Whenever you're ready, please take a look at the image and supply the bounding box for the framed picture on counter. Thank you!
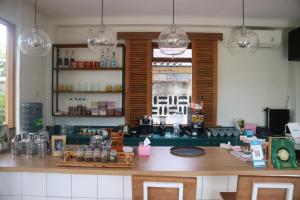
[51,135,66,156]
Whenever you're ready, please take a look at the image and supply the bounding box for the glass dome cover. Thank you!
[227,0,259,55]
[158,23,188,55]
[18,0,51,56]
[228,27,259,55]
[87,0,117,55]
[18,24,51,56]
[158,0,189,56]
[87,24,117,55]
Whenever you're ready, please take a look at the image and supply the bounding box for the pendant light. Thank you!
[158,0,188,56]
[87,0,117,55]
[228,0,259,55]
[18,0,51,56]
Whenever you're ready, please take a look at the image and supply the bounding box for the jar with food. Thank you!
[85,147,93,162]
[93,148,101,162]
[101,149,110,162]
[76,146,86,161]
[109,149,117,162]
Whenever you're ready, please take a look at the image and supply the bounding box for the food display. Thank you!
[57,130,134,168]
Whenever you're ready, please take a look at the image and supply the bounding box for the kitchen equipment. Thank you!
[138,115,153,137]
[264,108,289,136]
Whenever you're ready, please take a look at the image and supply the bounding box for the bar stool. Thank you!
[220,175,298,200]
[132,175,196,200]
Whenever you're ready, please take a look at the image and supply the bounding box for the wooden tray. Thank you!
[57,152,134,168]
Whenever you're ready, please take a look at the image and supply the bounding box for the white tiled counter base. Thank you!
[0,172,237,200]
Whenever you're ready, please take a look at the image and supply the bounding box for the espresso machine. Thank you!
[138,115,153,137]
[187,103,204,136]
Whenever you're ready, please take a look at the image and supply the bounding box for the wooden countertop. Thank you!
[0,147,299,177]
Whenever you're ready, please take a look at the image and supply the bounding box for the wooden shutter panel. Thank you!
[125,39,152,126]
[192,40,218,126]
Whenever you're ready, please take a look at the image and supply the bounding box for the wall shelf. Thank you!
[53,91,122,94]
[52,43,125,118]
[54,67,123,71]
[53,114,124,118]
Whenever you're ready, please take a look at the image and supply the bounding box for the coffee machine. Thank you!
[138,115,153,137]
[187,103,204,136]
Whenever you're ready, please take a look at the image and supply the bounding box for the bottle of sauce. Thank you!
[64,50,69,68]
[106,48,111,68]
[100,51,106,67]
[57,50,63,68]
[70,50,75,68]
[111,51,117,68]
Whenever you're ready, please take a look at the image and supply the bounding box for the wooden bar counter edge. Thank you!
[0,147,299,177]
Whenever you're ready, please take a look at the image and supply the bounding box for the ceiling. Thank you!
[26,0,300,22]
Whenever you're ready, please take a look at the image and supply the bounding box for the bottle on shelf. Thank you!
[100,51,106,68]
[57,50,63,68]
[64,50,69,68]
[106,48,111,68]
[68,98,73,114]
[70,50,75,68]
[82,98,87,115]
[111,51,117,68]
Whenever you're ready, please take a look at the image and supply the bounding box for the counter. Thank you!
[0,147,299,177]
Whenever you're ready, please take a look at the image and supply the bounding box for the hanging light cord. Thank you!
[34,0,37,28]
[100,0,104,25]
[172,0,175,25]
[242,0,245,28]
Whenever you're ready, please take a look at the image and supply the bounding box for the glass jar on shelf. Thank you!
[84,147,93,162]
[93,148,101,162]
[76,145,86,161]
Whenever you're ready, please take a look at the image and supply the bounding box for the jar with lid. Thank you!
[76,146,86,161]
[84,147,93,162]
[93,148,101,162]
[101,149,110,162]
[90,135,103,150]
[109,149,117,162]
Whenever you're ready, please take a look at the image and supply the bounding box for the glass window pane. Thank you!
[152,49,192,125]
[0,24,7,125]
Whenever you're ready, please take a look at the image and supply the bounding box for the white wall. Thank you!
[49,24,292,127]
[0,0,50,132]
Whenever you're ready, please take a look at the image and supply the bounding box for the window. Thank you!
[152,48,192,125]
[0,18,15,128]
[0,24,7,124]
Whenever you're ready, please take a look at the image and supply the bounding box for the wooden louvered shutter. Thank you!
[192,40,218,126]
[125,39,152,126]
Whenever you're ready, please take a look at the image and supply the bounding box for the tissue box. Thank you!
[138,145,151,156]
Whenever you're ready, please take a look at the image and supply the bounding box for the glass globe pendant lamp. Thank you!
[158,0,188,56]
[87,0,117,55]
[18,0,51,56]
[228,0,259,55]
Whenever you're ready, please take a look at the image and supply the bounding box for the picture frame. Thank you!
[51,135,66,156]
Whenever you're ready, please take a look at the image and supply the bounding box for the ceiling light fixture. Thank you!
[87,0,117,55]
[158,0,189,56]
[228,0,259,55]
[18,0,52,56]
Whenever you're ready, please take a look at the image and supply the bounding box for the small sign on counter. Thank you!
[250,140,266,168]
